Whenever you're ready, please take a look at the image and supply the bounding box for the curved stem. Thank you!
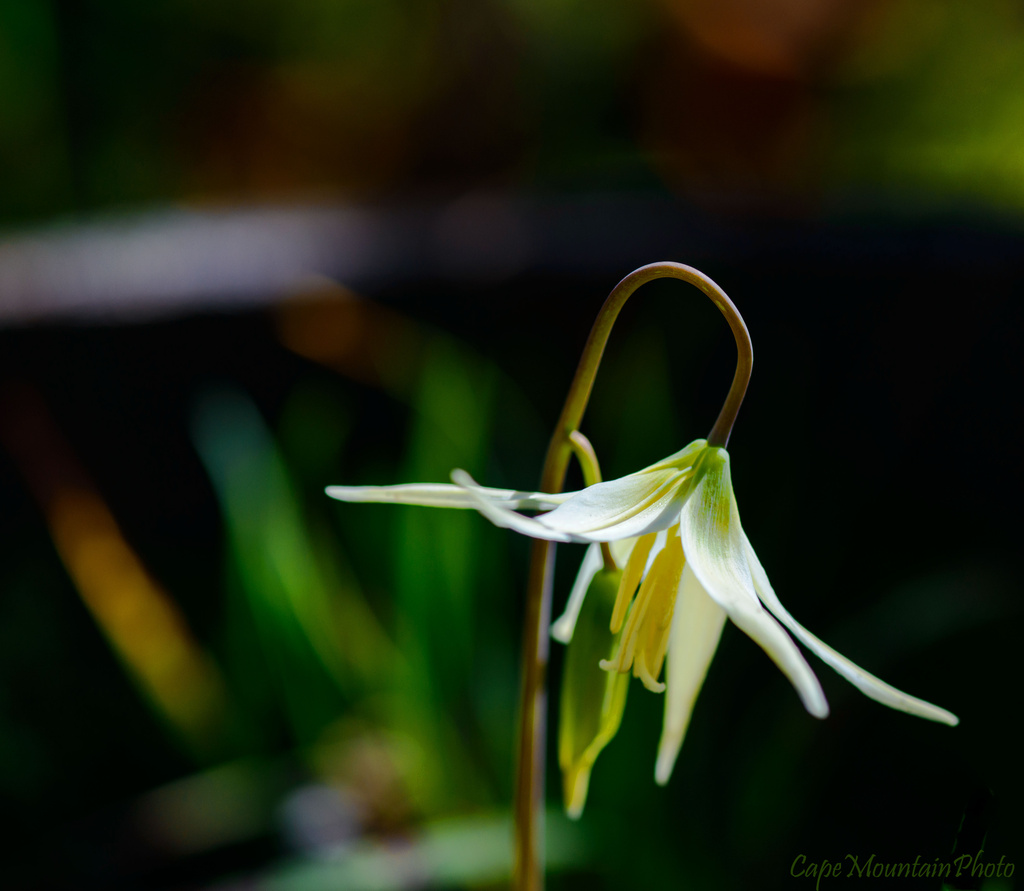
[512,262,752,891]
[567,430,603,488]
[555,262,752,453]
[568,431,616,572]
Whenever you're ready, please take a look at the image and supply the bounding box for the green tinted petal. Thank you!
[743,533,959,726]
[680,447,829,719]
[537,467,693,541]
[558,568,630,819]
[643,438,708,472]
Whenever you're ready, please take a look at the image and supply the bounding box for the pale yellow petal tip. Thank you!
[654,744,678,787]
[799,682,829,720]
[325,485,360,501]
[550,616,573,644]
[928,706,959,727]
[563,764,592,820]
[899,696,959,726]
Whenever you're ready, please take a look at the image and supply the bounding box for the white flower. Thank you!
[328,438,958,786]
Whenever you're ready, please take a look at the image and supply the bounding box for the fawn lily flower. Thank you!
[328,437,959,790]
[541,440,958,786]
[328,264,960,883]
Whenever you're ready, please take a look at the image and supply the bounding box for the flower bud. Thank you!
[558,567,630,818]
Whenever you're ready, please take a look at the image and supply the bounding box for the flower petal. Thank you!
[551,543,604,644]
[537,467,695,542]
[552,538,643,643]
[655,564,727,785]
[450,470,574,542]
[679,448,829,719]
[326,482,572,511]
[643,438,707,472]
[743,535,959,726]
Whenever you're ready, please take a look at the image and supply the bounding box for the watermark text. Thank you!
[790,849,1014,885]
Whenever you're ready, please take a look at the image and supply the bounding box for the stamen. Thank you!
[602,528,678,676]
[633,532,684,691]
[634,650,666,693]
[609,532,657,633]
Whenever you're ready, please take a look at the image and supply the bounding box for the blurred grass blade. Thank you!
[390,336,496,808]
[192,387,394,744]
[0,384,229,758]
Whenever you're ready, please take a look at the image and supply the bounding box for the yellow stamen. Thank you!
[602,527,685,693]
[610,531,657,633]
[633,532,685,691]
[602,528,675,679]
[606,580,651,674]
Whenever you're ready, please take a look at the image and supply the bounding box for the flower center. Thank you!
[600,524,685,692]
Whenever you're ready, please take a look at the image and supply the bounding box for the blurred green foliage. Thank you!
[8,0,1024,223]
[0,276,1018,887]
[830,0,1024,207]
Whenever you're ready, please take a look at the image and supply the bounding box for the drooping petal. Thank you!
[450,470,574,542]
[551,543,604,644]
[326,482,572,511]
[536,466,695,542]
[552,538,644,643]
[680,448,829,719]
[655,564,728,785]
[743,534,959,726]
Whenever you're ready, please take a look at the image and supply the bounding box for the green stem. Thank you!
[568,431,615,572]
[512,262,752,891]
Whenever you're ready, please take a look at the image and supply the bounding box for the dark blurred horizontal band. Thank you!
[1,192,1022,326]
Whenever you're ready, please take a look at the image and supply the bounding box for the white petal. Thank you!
[644,438,707,472]
[680,449,829,719]
[326,482,572,510]
[537,468,694,542]
[642,529,668,575]
[551,543,604,644]
[655,564,728,785]
[450,470,574,542]
[743,535,959,726]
